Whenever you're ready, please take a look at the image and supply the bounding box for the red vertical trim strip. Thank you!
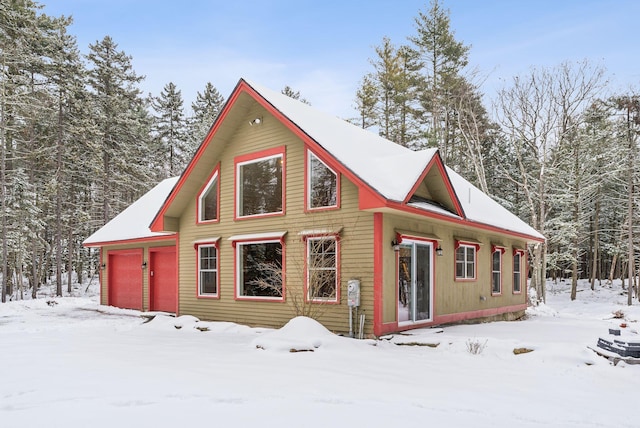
[99,247,103,305]
[175,234,180,315]
[373,212,384,337]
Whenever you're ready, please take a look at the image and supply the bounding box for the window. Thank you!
[307,151,338,210]
[307,236,338,301]
[197,244,218,297]
[198,168,219,223]
[236,148,284,218]
[237,240,283,300]
[492,248,503,295]
[455,244,476,280]
[513,251,523,293]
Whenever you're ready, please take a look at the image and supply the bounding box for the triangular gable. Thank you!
[150,79,391,232]
[402,150,465,218]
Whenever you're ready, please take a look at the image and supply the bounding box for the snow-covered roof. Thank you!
[246,80,437,202]
[83,177,179,245]
[245,80,543,241]
[446,168,544,240]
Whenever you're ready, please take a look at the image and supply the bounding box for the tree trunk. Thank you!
[608,253,618,285]
[31,238,38,299]
[590,190,600,290]
[1,65,7,304]
[628,105,634,306]
[67,227,73,293]
[55,93,63,297]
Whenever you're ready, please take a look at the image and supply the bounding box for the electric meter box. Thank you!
[347,279,360,307]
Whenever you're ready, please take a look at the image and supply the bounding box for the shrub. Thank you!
[466,338,487,355]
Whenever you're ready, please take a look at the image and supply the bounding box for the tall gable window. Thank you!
[307,151,338,210]
[197,167,219,223]
[455,241,478,281]
[235,147,285,219]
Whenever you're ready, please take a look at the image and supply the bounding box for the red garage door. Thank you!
[149,247,177,313]
[108,250,143,310]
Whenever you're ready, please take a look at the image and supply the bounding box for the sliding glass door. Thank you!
[398,241,433,324]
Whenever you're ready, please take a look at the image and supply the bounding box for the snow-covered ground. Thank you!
[1,279,639,427]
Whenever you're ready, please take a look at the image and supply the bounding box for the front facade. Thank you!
[85,78,543,337]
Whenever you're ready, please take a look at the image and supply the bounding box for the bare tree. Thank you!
[494,60,607,302]
[249,237,338,320]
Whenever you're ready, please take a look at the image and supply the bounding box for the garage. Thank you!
[149,246,177,313]
[108,249,143,310]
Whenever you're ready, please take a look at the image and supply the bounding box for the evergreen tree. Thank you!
[86,36,152,224]
[281,85,310,104]
[0,0,64,300]
[188,81,225,155]
[353,74,378,129]
[368,37,421,147]
[0,0,39,301]
[609,94,640,303]
[409,0,470,158]
[45,17,92,296]
[151,82,187,178]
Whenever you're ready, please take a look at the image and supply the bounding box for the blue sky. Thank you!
[43,0,640,119]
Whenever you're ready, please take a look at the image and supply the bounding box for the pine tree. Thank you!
[86,36,152,224]
[0,0,65,300]
[281,86,310,104]
[151,82,187,178]
[409,0,470,157]
[609,94,640,303]
[353,74,377,129]
[44,16,92,296]
[368,37,421,147]
[188,82,225,157]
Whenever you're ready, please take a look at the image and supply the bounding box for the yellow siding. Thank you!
[382,213,528,322]
[177,104,374,335]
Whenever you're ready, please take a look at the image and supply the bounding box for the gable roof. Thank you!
[246,80,439,203]
[243,80,542,241]
[83,176,179,246]
[446,168,542,240]
[149,78,543,242]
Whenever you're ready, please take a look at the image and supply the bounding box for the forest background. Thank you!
[1,0,639,305]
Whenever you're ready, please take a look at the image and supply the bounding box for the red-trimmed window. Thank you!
[197,166,220,223]
[491,246,505,295]
[235,238,284,301]
[305,235,339,302]
[235,147,285,219]
[197,243,219,297]
[513,249,524,294]
[307,150,338,210]
[455,241,478,280]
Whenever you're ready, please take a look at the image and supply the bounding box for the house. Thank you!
[83,78,544,337]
